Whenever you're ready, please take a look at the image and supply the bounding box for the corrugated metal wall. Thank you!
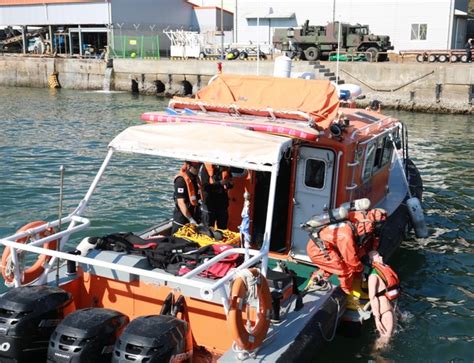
[236,0,469,51]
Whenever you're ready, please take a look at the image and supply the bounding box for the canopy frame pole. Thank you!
[40,148,114,282]
[260,141,290,276]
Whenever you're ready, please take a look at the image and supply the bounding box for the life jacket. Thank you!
[204,163,231,184]
[372,261,400,301]
[174,164,201,207]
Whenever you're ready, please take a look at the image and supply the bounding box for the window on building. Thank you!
[411,24,427,40]
[304,159,326,189]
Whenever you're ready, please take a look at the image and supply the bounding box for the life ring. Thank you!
[227,268,272,352]
[1,221,57,285]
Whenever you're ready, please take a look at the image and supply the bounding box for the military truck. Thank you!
[273,20,393,61]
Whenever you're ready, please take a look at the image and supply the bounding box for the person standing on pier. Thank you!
[465,38,473,63]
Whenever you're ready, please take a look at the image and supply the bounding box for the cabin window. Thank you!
[381,136,394,166]
[362,143,376,180]
[304,159,326,189]
[372,138,385,172]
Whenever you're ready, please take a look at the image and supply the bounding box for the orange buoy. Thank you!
[1,221,57,285]
[227,268,272,352]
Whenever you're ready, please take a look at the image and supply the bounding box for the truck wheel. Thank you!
[304,47,320,61]
[460,55,468,63]
[449,55,458,63]
[239,51,248,60]
[428,54,437,62]
[438,54,447,63]
[416,54,425,63]
[366,47,379,62]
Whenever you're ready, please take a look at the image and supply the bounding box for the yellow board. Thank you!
[174,224,240,247]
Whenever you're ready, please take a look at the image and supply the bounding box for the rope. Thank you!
[236,269,258,301]
[317,296,344,342]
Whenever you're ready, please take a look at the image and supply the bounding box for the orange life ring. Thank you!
[1,220,57,285]
[227,268,272,352]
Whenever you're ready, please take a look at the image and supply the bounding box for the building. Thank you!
[0,0,233,57]
[235,0,471,51]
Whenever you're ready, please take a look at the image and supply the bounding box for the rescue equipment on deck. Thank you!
[0,286,73,362]
[228,268,272,352]
[1,220,58,285]
[372,261,401,301]
[174,223,240,246]
[168,243,242,279]
[48,308,129,363]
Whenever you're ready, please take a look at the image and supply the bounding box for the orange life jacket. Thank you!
[175,164,201,207]
[204,163,231,184]
[372,261,400,301]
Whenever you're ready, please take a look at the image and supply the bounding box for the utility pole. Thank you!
[221,0,225,60]
[332,0,336,23]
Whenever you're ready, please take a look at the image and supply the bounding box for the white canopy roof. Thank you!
[108,123,292,172]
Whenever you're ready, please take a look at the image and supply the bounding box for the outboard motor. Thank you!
[0,285,73,363]
[47,308,129,363]
[113,315,193,363]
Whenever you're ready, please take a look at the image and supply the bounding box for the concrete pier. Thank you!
[0,55,473,114]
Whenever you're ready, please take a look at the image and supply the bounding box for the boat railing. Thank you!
[169,99,315,125]
[350,116,395,140]
[0,218,267,312]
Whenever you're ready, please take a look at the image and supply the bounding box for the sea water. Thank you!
[0,87,472,361]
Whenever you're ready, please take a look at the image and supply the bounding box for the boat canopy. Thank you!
[172,74,340,127]
[108,123,292,172]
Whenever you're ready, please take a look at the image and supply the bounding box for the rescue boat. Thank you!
[0,74,426,362]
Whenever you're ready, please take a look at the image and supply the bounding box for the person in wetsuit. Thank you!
[200,164,233,229]
[172,161,202,234]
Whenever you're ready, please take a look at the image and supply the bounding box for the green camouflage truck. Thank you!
[273,20,393,61]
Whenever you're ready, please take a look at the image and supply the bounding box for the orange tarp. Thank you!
[173,74,340,125]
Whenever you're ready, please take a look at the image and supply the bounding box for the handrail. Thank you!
[350,116,393,139]
[0,235,266,306]
[0,219,269,307]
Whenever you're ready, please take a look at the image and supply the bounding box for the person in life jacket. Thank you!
[306,207,387,295]
[172,161,202,234]
[200,164,233,229]
[368,250,399,349]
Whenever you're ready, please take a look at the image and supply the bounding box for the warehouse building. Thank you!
[234,0,471,51]
[0,0,232,57]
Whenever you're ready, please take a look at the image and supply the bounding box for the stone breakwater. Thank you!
[0,55,472,114]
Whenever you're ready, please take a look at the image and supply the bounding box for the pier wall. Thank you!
[0,55,472,113]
